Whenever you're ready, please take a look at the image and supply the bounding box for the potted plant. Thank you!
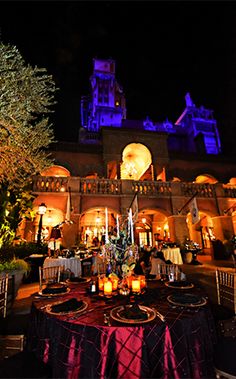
[0,258,30,306]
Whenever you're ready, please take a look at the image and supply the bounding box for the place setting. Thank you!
[44,297,88,316]
[38,282,70,297]
[164,280,194,290]
[167,292,208,309]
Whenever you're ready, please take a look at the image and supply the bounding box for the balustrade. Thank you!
[223,186,236,198]
[33,176,234,201]
[181,183,215,197]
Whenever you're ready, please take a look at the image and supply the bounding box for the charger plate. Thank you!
[167,293,207,308]
[45,300,88,316]
[165,281,194,289]
[38,283,70,297]
[110,305,156,324]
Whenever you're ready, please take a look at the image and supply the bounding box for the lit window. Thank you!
[115,101,119,106]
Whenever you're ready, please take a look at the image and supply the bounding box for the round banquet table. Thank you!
[162,247,183,265]
[26,280,217,379]
[43,257,82,277]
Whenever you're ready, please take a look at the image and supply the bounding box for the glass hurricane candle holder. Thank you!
[104,280,112,296]
[132,278,141,294]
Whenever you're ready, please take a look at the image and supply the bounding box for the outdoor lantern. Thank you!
[38,203,47,215]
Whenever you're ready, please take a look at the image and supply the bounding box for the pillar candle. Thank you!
[104,280,112,296]
[129,208,134,244]
[105,207,109,243]
[98,276,104,291]
[116,214,119,238]
[132,278,140,293]
[111,278,118,291]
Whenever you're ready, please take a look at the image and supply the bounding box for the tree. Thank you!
[0,42,57,248]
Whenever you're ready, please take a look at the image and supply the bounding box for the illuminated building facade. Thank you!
[20,58,236,255]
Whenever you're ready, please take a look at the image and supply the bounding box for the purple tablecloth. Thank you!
[26,281,217,379]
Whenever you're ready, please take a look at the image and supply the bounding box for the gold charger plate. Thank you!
[38,285,70,297]
[165,281,194,289]
[110,305,156,324]
[45,300,88,316]
[167,293,207,308]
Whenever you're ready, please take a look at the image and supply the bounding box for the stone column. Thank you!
[167,215,190,245]
[211,216,234,241]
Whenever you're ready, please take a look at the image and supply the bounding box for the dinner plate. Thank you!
[45,300,88,316]
[110,305,156,324]
[165,281,194,289]
[66,277,91,284]
[38,284,70,297]
[167,293,207,307]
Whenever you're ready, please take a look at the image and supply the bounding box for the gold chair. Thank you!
[216,269,236,314]
[39,265,61,292]
[0,274,9,318]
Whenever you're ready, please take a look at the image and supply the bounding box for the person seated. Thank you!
[138,246,152,276]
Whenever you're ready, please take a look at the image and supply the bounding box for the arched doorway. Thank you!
[120,143,152,180]
[79,208,119,247]
[135,209,170,247]
[186,211,214,249]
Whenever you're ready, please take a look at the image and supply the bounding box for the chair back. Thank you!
[216,268,236,314]
[96,256,106,275]
[0,274,9,318]
[150,262,179,280]
[39,265,61,291]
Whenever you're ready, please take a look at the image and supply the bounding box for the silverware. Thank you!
[153,308,166,322]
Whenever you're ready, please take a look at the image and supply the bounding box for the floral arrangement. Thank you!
[102,230,139,278]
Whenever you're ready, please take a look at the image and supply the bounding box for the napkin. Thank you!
[171,293,201,304]
[42,283,68,294]
[51,298,84,313]
[122,304,148,320]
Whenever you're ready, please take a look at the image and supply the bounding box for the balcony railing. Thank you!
[32,176,236,199]
[181,183,215,198]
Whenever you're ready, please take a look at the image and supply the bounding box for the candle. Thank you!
[132,278,140,293]
[116,214,119,238]
[129,208,134,244]
[139,275,146,289]
[98,276,104,291]
[104,280,112,296]
[111,277,118,291]
[126,275,134,289]
[105,207,109,243]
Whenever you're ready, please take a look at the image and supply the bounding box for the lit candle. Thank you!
[111,277,118,291]
[139,275,146,289]
[116,214,119,238]
[104,280,112,296]
[129,208,134,244]
[132,278,141,293]
[98,276,104,291]
[127,275,134,289]
[105,207,109,243]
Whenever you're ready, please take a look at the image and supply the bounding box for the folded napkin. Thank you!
[169,281,192,287]
[171,293,201,304]
[69,277,88,283]
[51,298,84,313]
[122,304,148,320]
[42,283,68,294]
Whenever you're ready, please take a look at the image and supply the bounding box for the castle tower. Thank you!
[80,58,126,138]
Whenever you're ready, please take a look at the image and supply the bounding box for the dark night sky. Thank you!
[1,1,236,155]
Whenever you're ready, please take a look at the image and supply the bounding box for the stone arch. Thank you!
[41,165,71,177]
[186,209,215,249]
[135,207,172,246]
[195,174,218,184]
[79,206,119,246]
[120,143,152,180]
[229,177,236,185]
